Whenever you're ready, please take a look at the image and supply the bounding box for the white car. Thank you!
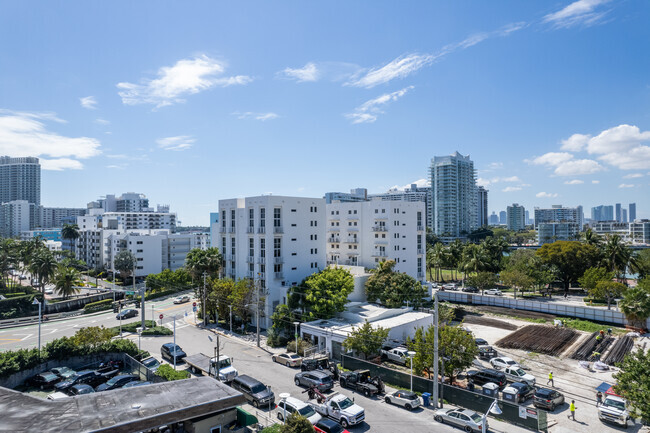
[490,356,519,369]
[44,286,54,295]
[277,396,322,425]
[384,390,421,410]
[484,288,502,296]
[598,395,630,427]
[272,353,303,367]
[173,295,190,304]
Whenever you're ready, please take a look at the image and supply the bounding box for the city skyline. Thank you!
[1,1,649,225]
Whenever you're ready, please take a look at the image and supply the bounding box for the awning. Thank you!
[596,382,622,397]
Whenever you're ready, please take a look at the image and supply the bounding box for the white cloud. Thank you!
[487,162,503,170]
[0,110,101,170]
[619,183,635,188]
[527,151,604,176]
[80,96,97,110]
[156,135,195,151]
[281,62,319,82]
[346,86,413,124]
[564,179,584,185]
[94,118,110,125]
[234,112,279,121]
[536,192,559,198]
[117,55,252,108]
[529,152,574,166]
[502,186,522,192]
[476,177,491,187]
[389,178,430,191]
[592,180,600,184]
[477,175,523,187]
[501,176,521,182]
[561,133,590,151]
[623,173,644,179]
[543,0,611,29]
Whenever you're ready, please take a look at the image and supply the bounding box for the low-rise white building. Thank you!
[326,199,425,281]
[537,222,581,245]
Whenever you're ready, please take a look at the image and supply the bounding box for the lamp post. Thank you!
[151,303,154,325]
[279,393,290,424]
[407,351,416,392]
[32,299,41,355]
[293,321,300,356]
[433,291,439,408]
[229,305,233,333]
[173,315,177,370]
[136,326,142,352]
[482,399,502,433]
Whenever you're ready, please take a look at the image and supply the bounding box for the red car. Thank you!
[314,418,350,433]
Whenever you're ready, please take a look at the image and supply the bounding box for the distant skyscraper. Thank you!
[615,203,622,222]
[507,204,526,231]
[499,211,506,225]
[525,210,531,225]
[629,203,637,222]
[489,212,498,225]
[622,209,628,223]
[0,156,41,206]
[592,205,614,221]
[429,152,477,238]
[477,186,488,227]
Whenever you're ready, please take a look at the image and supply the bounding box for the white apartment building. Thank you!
[507,203,526,232]
[537,222,581,245]
[326,200,426,282]
[0,200,37,238]
[630,220,650,244]
[218,196,326,328]
[534,205,584,229]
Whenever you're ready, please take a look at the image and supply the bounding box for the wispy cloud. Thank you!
[619,183,635,189]
[476,175,522,187]
[536,191,559,198]
[117,55,252,108]
[280,62,319,82]
[0,110,101,170]
[156,135,195,151]
[346,86,414,124]
[564,179,584,185]
[80,96,98,110]
[502,186,522,192]
[388,178,430,191]
[592,180,600,184]
[94,118,110,125]
[623,173,644,179]
[233,111,279,121]
[526,151,604,176]
[543,0,611,29]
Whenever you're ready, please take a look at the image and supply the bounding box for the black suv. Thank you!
[466,369,507,388]
[534,388,565,411]
[505,382,535,403]
[55,370,103,392]
[231,374,275,408]
[95,374,139,392]
[26,371,61,389]
[161,343,187,363]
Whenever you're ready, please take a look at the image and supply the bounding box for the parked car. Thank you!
[477,345,498,359]
[314,418,350,433]
[231,375,275,408]
[95,374,139,392]
[44,286,54,295]
[503,382,536,403]
[466,369,507,388]
[474,338,489,347]
[276,396,322,424]
[490,356,519,370]
[27,371,61,389]
[294,370,334,392]
[122,381,152,388]
[533,388,564,411]
[384,390,421,410]
[46,391,69,400]
[141,356,160,372]
[116,308,138,320]
[443,284,458,291]
[69,384,96,396]
[272,353,303,367]
[380,346,409,365]
[502,366,536,386]
[51,366,76,380]
[598,395,630,427]
[161,343,187,363]
[173,295,190,304]
[434,408,485,432]
[462,286,479,293]
[55,370,103,392]
[484,288,502,296]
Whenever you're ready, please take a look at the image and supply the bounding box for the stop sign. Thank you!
[159,314,163,320]
[193,302,196,307]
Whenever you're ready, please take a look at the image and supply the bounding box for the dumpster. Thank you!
[421,392,431,406]
[501,385,517,402]
[482,382,499,398]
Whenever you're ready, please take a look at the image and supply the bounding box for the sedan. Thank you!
[272,353,303,367]
[384,390,421,410]
[503,382,536,403]
[141,356,160,372]
[95,374,139,392]
[314,418,351,433]
[462,286,479,293]
[294,371,334,392]
[490,356,519,369]
[434,408,485,432]
[51,367,76,380]
[27,371,61,390]
[69,384,95,396]
[116,309,138,320]
[173,295,190,304]
[484,288,502,296]
[122,381,152,388]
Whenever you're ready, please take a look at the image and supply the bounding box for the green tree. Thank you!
[438,325,478,383]
[579,267,614,292]
[365,260,426,308]
[582,228,603,248]
[619,280,650,329]
[459,243,489,280]
[207,277,234,323]
[72,326,114,350]
[185,247,223,280]
[592,281,627,310]
[156,363,191,381]
[427,242,447,282]
[281,413,314,433]
[61,223,80,255]
[342,321,389,360]
[271,304,296,336]
[602,234,632,281]
[467,271,498,295]
[365,260,395,303]
[536,241,600,294]
[613,348,650,421]
[500,269,534,299]
[0,238,18,290]
[631,250,650,281]
[52,265,83,299]
[114,250,136,281]
[28,249,57,296]
[146,268,192,292]
[229,278,257,324]
[290,267,354,321]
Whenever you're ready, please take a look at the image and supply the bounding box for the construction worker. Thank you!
[547,371,554,387]
[607,328,612,337]
[569,400,577,420]
[596,391,603,406]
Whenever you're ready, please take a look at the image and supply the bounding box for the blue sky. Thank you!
[1,1,648,225]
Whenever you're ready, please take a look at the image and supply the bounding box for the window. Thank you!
[260,207,265,227]
[418,257,423,273]
[382,209,386,213]
[348,210,351,215]
[291,209,297,212]
[274,238,281,257]
[353,210,357,214]
[249,208,254,228]
[417,211,422,226]
[375,209,378,214]
[292,267,297,270]
[274,263,282,272]
[137,249,143,253]
[260,238,265,257]
[249,238,254,257]
[273,208,281,227]
[231,209,235,228]
[417,234,422,251]
[221,209,226,228]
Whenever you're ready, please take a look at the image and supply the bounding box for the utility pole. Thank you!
[229,305,233,333]
[173,315,177,370]
[132,260,136,297]
[216,334,221,381]
[256,275,261,347]
[140,282,146,330]
[433,292,439,408]
[203,272,207,326]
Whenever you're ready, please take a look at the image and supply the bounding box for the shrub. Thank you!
[141,326,173,336]
[83,299,113,313]
[155,364,190,381]
[286,339,312,356]
[0,293,43,318]
[145,289,178,301]
[266,330,289,348]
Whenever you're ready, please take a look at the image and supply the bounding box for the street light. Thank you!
[279,393,290,424]
[293,321,300,356]
[32,299,41,354]
[407,351,416,392]
[482,398,502,433]
[136,326,142,352]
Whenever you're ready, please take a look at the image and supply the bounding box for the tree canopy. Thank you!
[114,250,136,279]
[184,247,222,280]
[536,241,599,292]
[466,271,498,295]
[365,260,426,308]
[343,321,389,360]
[614,348,650,421]
[620,279,650,329]
[289,267,354,321]
[53,265,83,299]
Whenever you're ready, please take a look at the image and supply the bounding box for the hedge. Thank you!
[155,364,190,381]
[0,293,43,319]
[83,298,113,313]
[144,289,178,301]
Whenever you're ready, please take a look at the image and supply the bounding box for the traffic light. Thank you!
[134,300,140,308]
[113,305,119,313]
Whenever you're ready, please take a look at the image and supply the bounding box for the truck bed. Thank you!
[185,353,213,375]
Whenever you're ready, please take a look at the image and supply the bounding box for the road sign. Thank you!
[193,306,197,313]
[126,291,135,295]
[159,314,163,320]
[193,302,196,307]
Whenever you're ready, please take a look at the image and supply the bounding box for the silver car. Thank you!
[434,408,485,432]
[294,370,334,392]
[384,390,421,410]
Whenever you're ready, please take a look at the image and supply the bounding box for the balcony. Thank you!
[246,256,255,264]
[273,227,284,234]
[247,227,255,234]
[246,271,255,279]
[328,237,340,243]
[327,226,340,231]
[417,225,424,231]
[417,272,425,278]
[346,237,359,243]
[226,255,234,261]
[326,260,339,265]
[258,272,266,279]
[274,272,284,279]
[228,227,236,233]
[274,257,283,264]
[372,226,388,232]
[219,227,226,233]
[344,260,358,266]
[257,227,266,234]
[417,249,424,255]
[257,256,266,263]
[372,251,387,257]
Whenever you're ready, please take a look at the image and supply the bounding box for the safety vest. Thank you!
[548,372,553,380]
[570,402,575,411]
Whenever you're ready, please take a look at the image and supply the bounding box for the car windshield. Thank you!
[67,374,80,382]
[142,358,159,368]
[470,413,482,423]
[338,398,354,409]
[170,344,181,351]
[217,358,231,368]
[604,398,626,410]
[251,383,266,393]
[42,373,57,380]
[289,354,301,359]
[506,360,517,365]
[105,377,119,386]
[321,376,333,383]
[514,368,525,375]
[298,405,316,417]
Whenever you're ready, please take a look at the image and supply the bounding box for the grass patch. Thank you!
[109,320,172,336]
[562,318,625,335]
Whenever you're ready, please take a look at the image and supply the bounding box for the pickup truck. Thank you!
[310,393,365,429]
[339,369,384,396]
[502,366,536,386]
[598,395,630,427]
[380,346,409,365]
[185,353,238,382]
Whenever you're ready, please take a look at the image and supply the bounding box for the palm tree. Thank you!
[582,228,602,248]
[619,285,650,330]
[61,223,80,256]
[53,265,83,299]
[602,234,631,281]
[448,240,464,281]
[0,238,18,289]
[429,242,446,282]
[29,249,58,296]
[185,247,223,281]
[459,244,489,282]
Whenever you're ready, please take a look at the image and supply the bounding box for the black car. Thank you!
[314,418,347,433]
[231,375,275,408]
[116,309,138,320]
[534,388,565,411]
[122,381,152,388]
[69,384,95,395]
[55,370,104,392]
[466,369,507,388]
[95,374,139,392]
[505,382,536,403]
[462,286,479,293]
[161,343,187,363]
[474,338,489,346]
[27,371,61,389]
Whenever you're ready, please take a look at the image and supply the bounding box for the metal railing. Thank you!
[372,226,388,231]
[274,257,283,264]
[417,225,424,231]
[328,237,340,243]
[273,227,283,234]
[246,256,255,263]
[346,237,358,243]
[257,227,266,234]
[274,272,284,279]
[247,227,255,233]
[372,251,387,257]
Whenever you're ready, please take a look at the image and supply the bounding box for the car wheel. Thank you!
[405,403,412,411]
[550,403,555,411]
[294,378,301,386]
[340,379,347,388]
[272,356,276,363]
[285,361,290,367]
[340,419,349,429]
[385,397,391,404]
[253,400,259,408]
[464,426,472,432]
[277,412,283,421]
[364,388,370,397]
[434,415,443,423]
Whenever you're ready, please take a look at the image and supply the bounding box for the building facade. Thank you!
[87,192,152,213]
[326,199,426,281]
[506,203,526,232]
[0,156,40,206]
[537,222,581,244]
[20,229,62,242]
[534,205,584,229]
[591,205,614,222]
[0,201,34,238]
[477,186,488,227]
[39,207,86,228]
[629,203,637,222]
[429,152,477,238]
